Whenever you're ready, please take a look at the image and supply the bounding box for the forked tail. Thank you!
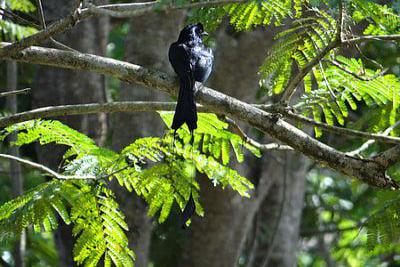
[172,78,197,132]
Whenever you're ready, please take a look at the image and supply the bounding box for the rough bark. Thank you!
[5,42,395,187]
[249,154,308,267]
[33,1,108,266]
[110,10,185,266]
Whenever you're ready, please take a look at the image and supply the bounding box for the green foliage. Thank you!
[0,0,38,41]
[159,112,261,163]
[0,181,67,239]
[259,9,336,94]
[190,0,307,32]
[296,56,400,136]
[300,170,388,267]
[5,0,36,13]
[188,0,400,140]
[365,192,400,254]
[0,116,256,265]
[64,182,135,267]
[351,0,400,35]
[0,20,37,41]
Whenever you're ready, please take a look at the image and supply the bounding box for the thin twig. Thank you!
[0,153,97,180]
[337,0,344,42]
[35,0,46,29]
[325,59,388,81]
[35,0,76,52]
[0,88,30,97]
[224,117,293,151]
[259,105,400,145]
[347,121,400,157]
[343,34,400,44]
[279,0,344,103]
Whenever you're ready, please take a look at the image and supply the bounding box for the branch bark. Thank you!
[260,105,400,145]
[2,44,398,188]
[0,0,245,57]
[0,153,97,180]
[0,88,30,97]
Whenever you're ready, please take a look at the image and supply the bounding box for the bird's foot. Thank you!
[270,113,282,123]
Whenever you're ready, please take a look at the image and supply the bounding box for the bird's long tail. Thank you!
[172,77,197,132]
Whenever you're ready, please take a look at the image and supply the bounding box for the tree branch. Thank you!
[0,153,97,180]
[35,0,76,52]
[1,101,397,146]
[0,88,30,97]
[260,105,400,145]
[223,117,293,151]
[347,121,400,157]
[325,59,388,81]
[2,44,398,188]
[343,34,400,44]
[0,101,292,152]
[0,0,245,57]
[0,101,177,127]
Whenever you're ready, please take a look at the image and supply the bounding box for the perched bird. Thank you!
[169,23,214,134]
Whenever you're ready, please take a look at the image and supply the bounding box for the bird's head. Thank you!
[178,23,208,42]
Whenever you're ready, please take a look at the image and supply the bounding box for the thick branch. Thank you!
[2,45,398,188]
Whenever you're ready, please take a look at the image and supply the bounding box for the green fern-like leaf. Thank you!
[190,0,307,32]
[352,0,400,35]
[295,56,400,134]
[259,9,336,94]
[159,112,261,164]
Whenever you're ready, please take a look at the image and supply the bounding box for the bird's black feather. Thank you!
[169,23,214,133]
[181,192,196,229]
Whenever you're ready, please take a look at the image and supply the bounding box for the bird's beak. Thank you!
[202,31,209,36]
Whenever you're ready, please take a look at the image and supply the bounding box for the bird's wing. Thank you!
[169,42,194,80]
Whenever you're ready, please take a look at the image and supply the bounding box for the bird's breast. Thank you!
[193,47,213,83]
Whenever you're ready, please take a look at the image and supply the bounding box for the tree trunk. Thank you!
[110,10,185,267]
[248,154,308,267]
[7,61,26,267]
[178,25,309,267]
[33,1,108,266]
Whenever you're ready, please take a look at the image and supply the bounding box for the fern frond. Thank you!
[351,0,400,35]
[190,0,308,32]
[259,9,336,94]
[1,120,98,158]
[295,56,400,135]
[0,181,69,240]
[159,112,261,164]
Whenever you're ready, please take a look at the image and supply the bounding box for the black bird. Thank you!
[169,23,214,134]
